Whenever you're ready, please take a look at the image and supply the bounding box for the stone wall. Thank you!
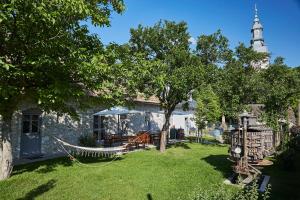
[40,110,95,156]
[10,103,100,161]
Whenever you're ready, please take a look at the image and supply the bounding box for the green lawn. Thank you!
[0,143,236,200]
[0,143,298,200]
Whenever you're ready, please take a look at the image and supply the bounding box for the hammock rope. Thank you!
[53,136,126,158]
[55,138,121,168]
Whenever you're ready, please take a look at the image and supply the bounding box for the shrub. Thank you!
[78,134,96,147]
[233,181,271,200]
[180,183,236,200]
[184,181,271,200]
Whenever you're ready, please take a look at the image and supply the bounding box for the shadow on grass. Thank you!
[13,156,124,176]
[13,157,73,176]
[202,154,232,178]
[200,140,228,147]
[75,156,124,163]
[147,193,153,200]
[16,179,56,200]
[167,142,191,149]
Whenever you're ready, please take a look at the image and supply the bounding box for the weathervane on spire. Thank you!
[254,3,259,22]
[255,3,257,14]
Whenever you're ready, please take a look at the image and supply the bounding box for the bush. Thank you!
[78,134,96,147]
[234,181,271,200]
[184,181,271,200]
[180,183,236,200]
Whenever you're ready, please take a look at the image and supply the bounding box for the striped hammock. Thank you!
[54,137,126,157]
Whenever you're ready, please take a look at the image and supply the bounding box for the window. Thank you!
[145,112,151,131]
[93,116,106,140]
[93,115,99,129]
[22,114,40,133]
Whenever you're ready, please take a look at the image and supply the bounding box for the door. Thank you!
[20,114,42,158]
[93,115,106,140]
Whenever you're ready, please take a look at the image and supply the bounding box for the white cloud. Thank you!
[188,37,197,45]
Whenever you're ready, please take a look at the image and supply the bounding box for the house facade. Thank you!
[3,97,196,162]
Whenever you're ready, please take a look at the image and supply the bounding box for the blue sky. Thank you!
[86,0,300,67]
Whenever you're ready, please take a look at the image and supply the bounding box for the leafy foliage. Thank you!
[128,20,206,151]
[129,20,203,114]
[259,57,300,130]
[0,0,126,180]
[128,20,204,129]
[0,0,125,119]
[194,85,221,129]
[211,43,267,119]
[186,181,271,200]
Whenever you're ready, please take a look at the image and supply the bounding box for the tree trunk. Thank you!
[200,129,203,143]
[160,111,171,153]
[0,127,2,173]
[0,115,13,181]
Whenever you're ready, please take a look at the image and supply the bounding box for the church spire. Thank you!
[251,4,267,53]
[250,4,270,69]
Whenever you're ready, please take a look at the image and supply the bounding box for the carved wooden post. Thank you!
[238,111,251,173]
[243,117,248,160]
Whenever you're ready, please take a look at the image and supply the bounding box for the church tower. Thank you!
[251,4,270,69]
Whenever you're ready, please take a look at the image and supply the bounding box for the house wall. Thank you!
[171,113,197,136]
[10,103,99,161]
[40,110,95,156]
[129,103,165,134]
[98,103,196,136]
[9,102,196,161]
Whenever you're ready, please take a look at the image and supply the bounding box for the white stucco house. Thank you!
[5,95,196,162]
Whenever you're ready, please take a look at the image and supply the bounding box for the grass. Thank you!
[0,143,237,200]
[185,134,222,144]
[1,143,298,200]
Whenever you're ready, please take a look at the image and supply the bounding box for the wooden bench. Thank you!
[125,132,150,150]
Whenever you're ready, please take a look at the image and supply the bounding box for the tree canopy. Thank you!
[0,0,125,180]
[128,20,204,151]
[0,0,125,119]
[194,85,221,130]
[259,57,300,129]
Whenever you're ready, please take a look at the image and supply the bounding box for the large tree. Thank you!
[0,0,125,180]
[213,44,268,122]
[294,66,300,126]
[260,57,300,130]
[128,20,204,152]
[194,85,221,142]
